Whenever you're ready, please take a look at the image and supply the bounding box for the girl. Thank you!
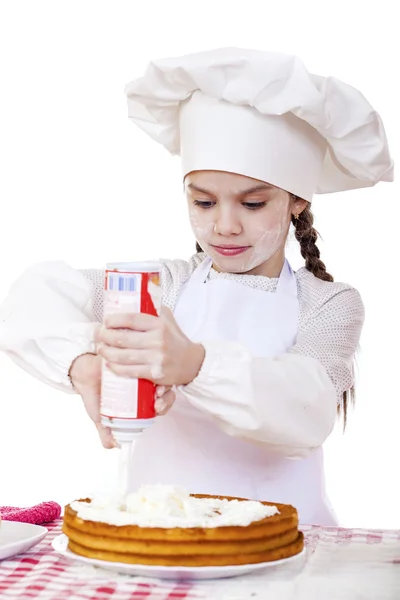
[0,48,393,525]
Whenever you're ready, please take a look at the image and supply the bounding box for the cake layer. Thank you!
[67,532,304,566]
[63,521,299,556]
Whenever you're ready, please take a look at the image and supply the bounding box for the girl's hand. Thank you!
[96,307,205,387]
[69,353,177,448]
[69,353,115,449]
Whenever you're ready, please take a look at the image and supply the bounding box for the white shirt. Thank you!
[0,254,364,457]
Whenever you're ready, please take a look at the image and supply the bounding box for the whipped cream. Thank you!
[70,485,279,528]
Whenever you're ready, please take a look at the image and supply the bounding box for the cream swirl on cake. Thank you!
[70,485,278,528]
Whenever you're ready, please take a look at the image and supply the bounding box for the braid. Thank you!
[291,202,333,282]
[292,197,353,428]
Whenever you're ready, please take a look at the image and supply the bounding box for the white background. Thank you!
[0,1,398,529]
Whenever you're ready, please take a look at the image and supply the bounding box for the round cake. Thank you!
[62,486,304,567]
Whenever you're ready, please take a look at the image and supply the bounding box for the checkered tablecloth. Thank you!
[0,520,399,600]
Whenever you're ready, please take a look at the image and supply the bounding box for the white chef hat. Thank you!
[124,48,393,201]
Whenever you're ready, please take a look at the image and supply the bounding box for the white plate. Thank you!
[0,521,48,560]
[52,534,306,580]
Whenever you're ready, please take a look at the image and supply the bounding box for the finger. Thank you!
[104,312,160,331]
[155,389,176,415]
[98,344,157,366]
[155,385,165,398]
[97,326,159,349]
[106,361,165,382]
[95,422,116,449]
[155,385,172,399]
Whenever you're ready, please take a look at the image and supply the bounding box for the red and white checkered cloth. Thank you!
[0,520,399,600]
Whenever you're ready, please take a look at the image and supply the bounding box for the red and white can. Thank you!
[100,261,162,443]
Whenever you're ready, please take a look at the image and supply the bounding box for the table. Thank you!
[0,520,399,599]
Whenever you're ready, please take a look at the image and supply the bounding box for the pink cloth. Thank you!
[0,501,61,524]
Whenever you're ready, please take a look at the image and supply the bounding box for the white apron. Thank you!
[129,258,338,526]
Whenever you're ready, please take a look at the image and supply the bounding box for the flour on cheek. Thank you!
[189,208,215,250]
[245,222,287,270]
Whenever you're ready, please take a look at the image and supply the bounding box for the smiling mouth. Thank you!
[211,245,250,256]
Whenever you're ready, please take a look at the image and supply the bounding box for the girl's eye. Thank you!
[193,200,215,209]
[242,202,267,210]
[193,200,267,210]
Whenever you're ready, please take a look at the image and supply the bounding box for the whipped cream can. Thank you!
[100,261,162,443]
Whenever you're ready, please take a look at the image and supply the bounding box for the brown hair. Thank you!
[195,199,353,426]
[290,201,353,426]
[290,202,333,283]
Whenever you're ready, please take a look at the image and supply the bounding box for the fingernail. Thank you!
[155,398,166,414]
[156,386,165,398]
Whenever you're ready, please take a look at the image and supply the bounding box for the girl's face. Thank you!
[185,171,307,276]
